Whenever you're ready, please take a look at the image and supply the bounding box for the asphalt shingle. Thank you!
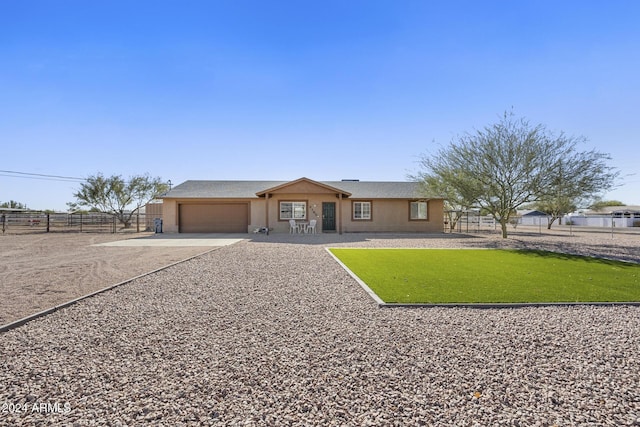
[163,179,426,199]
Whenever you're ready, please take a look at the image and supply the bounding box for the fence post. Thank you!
[46,214,50,232]
[1,214,5,234]
[611,215,615,238]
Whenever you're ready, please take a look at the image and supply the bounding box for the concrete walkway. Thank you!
[93,233,246,247]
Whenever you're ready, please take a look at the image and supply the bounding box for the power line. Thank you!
[0,170,172,186]
[0,174,85,183]
[0,170,85,182]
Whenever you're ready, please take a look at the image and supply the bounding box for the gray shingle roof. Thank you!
[163,179,427,199]
[323,181,422,199]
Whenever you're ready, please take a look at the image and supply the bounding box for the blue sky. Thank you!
[1,0,639,211]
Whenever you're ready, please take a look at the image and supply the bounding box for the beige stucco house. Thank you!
[160,177,444,234]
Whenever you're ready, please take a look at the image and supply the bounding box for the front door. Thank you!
[322,202,336,232]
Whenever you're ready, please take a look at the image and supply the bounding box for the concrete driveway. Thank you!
[93,233,246,247]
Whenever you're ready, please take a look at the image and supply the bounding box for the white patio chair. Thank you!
[305,219,317,234]
[289,219,300,234]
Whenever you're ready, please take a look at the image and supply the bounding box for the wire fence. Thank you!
[0,212,163,235]
[444,211,640,235]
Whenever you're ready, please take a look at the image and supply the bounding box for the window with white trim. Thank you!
[280,201,306,220]
[410,201,428,220]
[353,201,371,220]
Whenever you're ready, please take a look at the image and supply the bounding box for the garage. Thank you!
[178,203,248,233]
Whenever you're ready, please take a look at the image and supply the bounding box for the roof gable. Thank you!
[519,210,547,216]
[256,177,351,197]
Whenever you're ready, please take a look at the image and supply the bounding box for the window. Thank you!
[353,201,371,220]
[280,201,306,220]
[410,201,428,220]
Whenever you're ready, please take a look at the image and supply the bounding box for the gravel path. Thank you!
[1,232,639,426]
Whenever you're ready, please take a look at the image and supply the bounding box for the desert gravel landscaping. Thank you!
[1,229,640,425]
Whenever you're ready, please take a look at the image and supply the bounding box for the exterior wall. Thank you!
[163,199,178,233]
[264,193,338,233]
[519,215,548,226]
[163,196,445,233]
[248,199,266,232]
[341,198,444,233]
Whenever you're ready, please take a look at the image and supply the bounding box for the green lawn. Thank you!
[329,248,640,304]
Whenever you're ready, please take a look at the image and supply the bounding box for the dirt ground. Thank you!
[0,232,217,325]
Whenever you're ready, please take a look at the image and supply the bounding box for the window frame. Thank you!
[352,200,372,221]
[409,201,428,221]
[279,201,307,221]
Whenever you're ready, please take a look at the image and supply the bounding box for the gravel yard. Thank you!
[1,230,640,425]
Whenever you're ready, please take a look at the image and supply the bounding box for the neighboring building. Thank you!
[565,206,640,228]
[0,207,29,213]
[516,209,548,226]
[160,177,444,234]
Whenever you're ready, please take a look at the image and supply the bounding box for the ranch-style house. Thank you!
[160,177,444,234]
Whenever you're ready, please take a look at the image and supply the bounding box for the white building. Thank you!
[564,206,640,228]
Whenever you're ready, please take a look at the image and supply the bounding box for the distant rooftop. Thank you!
[581,205,640,215]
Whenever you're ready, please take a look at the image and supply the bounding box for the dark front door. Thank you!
[322,202,336,232]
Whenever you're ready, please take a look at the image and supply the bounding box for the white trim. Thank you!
[279,201,307,220]
[352,201,371,220]
[410,201,428,220]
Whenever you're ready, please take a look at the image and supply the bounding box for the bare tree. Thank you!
[69,174,169,228]
[534,197,576,229]
[412,172,474,232]
[534,149,618,228]
[417,112,619,238]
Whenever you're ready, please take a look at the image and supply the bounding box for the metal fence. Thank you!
[444,211,640,234]
[0,212,162,234]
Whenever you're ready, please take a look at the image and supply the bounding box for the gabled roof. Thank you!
[518,209,547,216]
[162,178,430,199]
[255,177,352,197]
